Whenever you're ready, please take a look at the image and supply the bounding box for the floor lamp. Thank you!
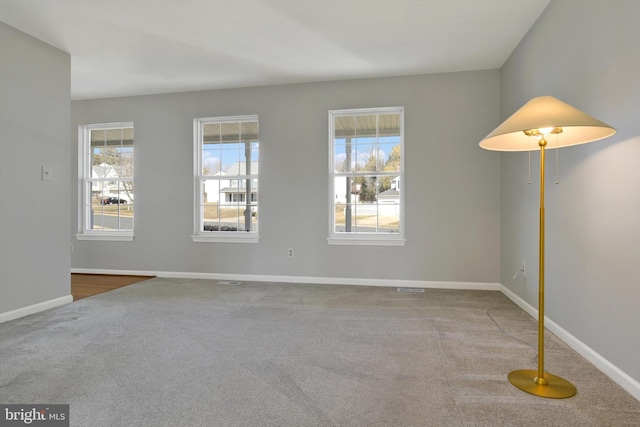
[480,96,616,398]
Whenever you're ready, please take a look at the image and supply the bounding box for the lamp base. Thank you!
[508,370,577,399]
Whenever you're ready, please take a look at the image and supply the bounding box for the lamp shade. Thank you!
[480,96,616,151]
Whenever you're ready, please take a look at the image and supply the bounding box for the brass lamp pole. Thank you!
[480,96,615,398]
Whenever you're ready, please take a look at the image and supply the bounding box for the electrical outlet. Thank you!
[70,244,74,253]
[287,248,294,258]
[513,261,527,281]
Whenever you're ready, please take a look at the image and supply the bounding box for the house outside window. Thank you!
[77,122,134,241]
[193,115,259,243]
[328,107,405,246]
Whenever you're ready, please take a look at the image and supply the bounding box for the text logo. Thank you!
[1,405,68,426]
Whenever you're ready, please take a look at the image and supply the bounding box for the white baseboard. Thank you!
[70,268,500,291]
[0,295,73,323]
[500,285,640,402]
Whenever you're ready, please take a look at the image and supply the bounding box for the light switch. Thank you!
[41,166,52,181]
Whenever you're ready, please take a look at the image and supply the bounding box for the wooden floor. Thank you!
[71,274,154,301]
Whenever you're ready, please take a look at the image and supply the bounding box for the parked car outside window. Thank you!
[101,197,127,205]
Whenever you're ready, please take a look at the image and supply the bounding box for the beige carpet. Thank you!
[1,278,638,426]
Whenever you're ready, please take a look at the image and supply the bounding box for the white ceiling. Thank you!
[0,0,550,100]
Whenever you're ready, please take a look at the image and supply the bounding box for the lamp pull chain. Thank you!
[555,133,560,184]
[528,136,532,184]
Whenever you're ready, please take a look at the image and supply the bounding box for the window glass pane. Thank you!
[334,203,349,233]
[196,116,259,237]
[203,178,219,205]
[91,202,134,231]
[89,182,134,231]
[118,180,134,206]
[204,123,221,141]
[91,195,106,230]
[335,141,351,172]
[223,122,240,143]
[122,127,134,143]
[90,129,106,146]
[378,202,400,234]
[221,142,243,175]
[104,128,122,146]
[353,137,365,172]
[219,203,239,231]
[334,116,356,140]
[81,123,134,236]
[115,146,134,177]
[250,140,259,162]
[91,150,106,178]
[203,202,220,231]
[241,121,259,142]
[202,148,221,175]
[378,113,400,138]
[330,109,402,239]
[355,115,378,138]
[203,123,221,175]
[91,146,104,173]
[353,202,377,233]
[378,140,400,171]
[360,138,381,172]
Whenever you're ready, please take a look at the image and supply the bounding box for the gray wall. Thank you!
[71,71,501,284]
[0,23,71,313]
[500,1,640,382]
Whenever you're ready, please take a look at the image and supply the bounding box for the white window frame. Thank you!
[76,122,134,242]
[192,115,259,243]
[328,107,405,246]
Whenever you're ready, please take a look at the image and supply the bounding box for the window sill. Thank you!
[327,236,406,246]
[191,234,259,243]
[75,233,134,242]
